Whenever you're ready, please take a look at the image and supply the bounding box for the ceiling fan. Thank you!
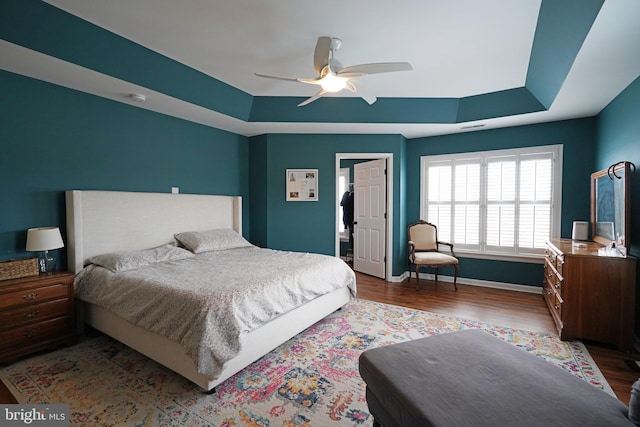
[255,36,412,107]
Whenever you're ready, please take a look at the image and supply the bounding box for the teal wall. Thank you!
[595,75,640,336]
[0,70,249,267]
[248,133,407,275]
[596,75,640,259]
[406,118,597,286]
[248,134,269,248]
[1,64,637,290]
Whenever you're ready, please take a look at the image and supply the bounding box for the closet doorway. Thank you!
[335,153,393,280]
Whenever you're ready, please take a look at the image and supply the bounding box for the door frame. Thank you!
[335,153,393,281]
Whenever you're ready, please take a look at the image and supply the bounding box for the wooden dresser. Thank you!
[543,238,637,351]
[0,272,77,363]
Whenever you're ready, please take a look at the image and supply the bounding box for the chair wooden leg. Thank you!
[415,266,420,291]
[434,268,438,283]
[453,264,459,291]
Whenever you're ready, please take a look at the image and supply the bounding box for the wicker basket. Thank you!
[0,258,39,281]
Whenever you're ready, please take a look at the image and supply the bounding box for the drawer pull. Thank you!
[555,283,560,289]
[24,330,40,338]
[554,304,560,310]
[24,310,40,319]
[22,292,40,301]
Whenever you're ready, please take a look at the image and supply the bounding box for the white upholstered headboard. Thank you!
[66,190,242,273]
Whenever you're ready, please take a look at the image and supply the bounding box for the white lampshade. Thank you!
[26,227,64,251]
[320,73,348,92]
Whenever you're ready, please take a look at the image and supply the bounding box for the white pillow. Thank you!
[89,244,194,272]
[174,229,253,253]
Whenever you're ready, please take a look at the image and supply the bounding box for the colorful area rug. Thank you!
[1,299,613,426]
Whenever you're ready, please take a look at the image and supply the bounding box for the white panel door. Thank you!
[353,158,386,278]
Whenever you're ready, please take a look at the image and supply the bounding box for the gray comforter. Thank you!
[74,246,356,377]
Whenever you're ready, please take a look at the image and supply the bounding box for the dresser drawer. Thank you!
[0,316,71,349]
[0,283,69,310]
[545,246,565,274]
[545,248,556,265]
[542,281,554,306]
[543,258,553,281]
[0,298,70,330]
[543,278,563,325]
[551,275,562,296]
[546,289,563,326]
[555,255,564,276]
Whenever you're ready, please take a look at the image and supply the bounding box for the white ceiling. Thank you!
[46,0,541,99]
[3,0,640,138]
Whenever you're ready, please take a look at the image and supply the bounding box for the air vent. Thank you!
[460,123,486,130]
[127,93,147,102]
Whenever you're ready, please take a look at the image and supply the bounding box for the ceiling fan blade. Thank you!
[255,73,322,87]
[350,81,377,105]
[337,62,412,75]
[313,37,332,75]
[336,72,367,79]
[345,80,357,93]
[254,73,299,82]
[361,93,377,105]
[298,89,328,107]
[297,78,323,86]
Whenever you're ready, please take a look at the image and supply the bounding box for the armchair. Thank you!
[408,220,459,291]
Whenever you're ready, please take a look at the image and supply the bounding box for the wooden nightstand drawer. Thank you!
[0,298,70,330]
[0,272,76,362]
[0,283,70,310]
[0,316,71,349]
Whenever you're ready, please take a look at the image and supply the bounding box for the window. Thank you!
[420,145,562,259]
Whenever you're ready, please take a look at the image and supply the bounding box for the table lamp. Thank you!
[26,226,64,273]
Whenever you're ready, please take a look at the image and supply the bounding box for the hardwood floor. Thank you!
[1,272,638,406]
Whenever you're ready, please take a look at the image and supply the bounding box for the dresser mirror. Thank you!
[590,161,632,249]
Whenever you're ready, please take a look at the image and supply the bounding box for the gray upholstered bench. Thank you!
[358,329,634,427]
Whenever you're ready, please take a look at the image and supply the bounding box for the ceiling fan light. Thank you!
[320,73,347,92]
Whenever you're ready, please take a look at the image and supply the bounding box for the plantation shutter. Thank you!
[425,158,481,249]
[486,156,516,250]
[453,161,481,248]
[518,154,553,249]
[426,162,452,242]
[421,145,560,258]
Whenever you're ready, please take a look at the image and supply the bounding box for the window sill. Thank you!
[455,250,544,264]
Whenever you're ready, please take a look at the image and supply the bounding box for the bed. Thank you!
[66,190,356,392]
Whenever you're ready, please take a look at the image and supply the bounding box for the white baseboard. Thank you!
[388,271,410,282]
[387,271,542,294]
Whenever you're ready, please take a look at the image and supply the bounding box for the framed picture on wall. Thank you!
[286,169,318,201]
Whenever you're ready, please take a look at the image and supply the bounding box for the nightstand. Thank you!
[0,272,77,363]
